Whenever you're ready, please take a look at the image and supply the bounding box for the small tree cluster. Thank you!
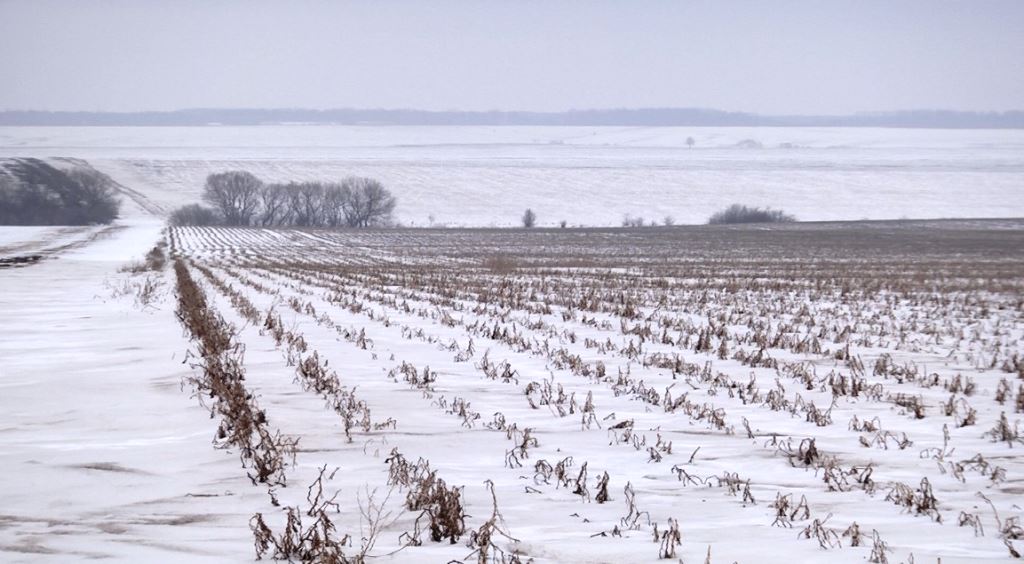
[708,203,796,225]
[620,215,676,228]
[169,203,221,226]
[172,171,396,228]
[622,214,646,228]
[0,158,119,225]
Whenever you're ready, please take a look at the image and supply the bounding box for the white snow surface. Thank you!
[1,126,1023,563]
[0,220,255,562]
[0,225,117,259]
[1,125,1022,226]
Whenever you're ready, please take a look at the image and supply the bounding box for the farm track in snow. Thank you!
[168,220,1024,563]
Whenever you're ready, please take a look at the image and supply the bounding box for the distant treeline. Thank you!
[3,108,1023,128]
[0,158,119,225]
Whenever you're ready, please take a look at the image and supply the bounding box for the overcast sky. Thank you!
[1,0,1022,114]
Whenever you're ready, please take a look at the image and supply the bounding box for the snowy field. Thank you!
[170,223,1024,564]
[3,218,1024,562]
[1,126,1022,226]
[0,225,122,261]
[1,127,1024,563]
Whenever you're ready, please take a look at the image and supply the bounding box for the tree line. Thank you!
[172,171,796,229]
[170,171,396,228]
[0,158,120,225]
[517,203,795,229]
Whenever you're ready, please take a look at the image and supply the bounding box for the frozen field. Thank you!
[1,126,1023,226]
[3,216,1024,562]
[169,222,1024,563]
[1,126,1024,563]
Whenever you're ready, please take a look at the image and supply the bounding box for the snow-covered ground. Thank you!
[0,218,263,561]
[0,225,120,260]
[1,126,1022,226]
[162,223,1024,563]
[1,127,1023,562]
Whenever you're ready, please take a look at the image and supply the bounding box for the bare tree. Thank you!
[288,182,325,227]
[686,136,695,149]
[522,208,536,228]
[340,177,396,227]
[257,183,290,227]
[284,183,304,226]
[357,179,396,227]
[322,183,347,227]
[202,171,263,226]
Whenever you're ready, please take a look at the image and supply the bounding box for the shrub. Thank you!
[708,204,796,225]
[169,204,221,226]
[0,158,120,225]
[522,208,536,228]
[622,214,645,228]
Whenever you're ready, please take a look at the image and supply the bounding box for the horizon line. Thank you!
[3,107,1022,129]
[3,107,1023,116]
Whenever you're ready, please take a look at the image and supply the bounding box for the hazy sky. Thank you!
[1,0,1022,114]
